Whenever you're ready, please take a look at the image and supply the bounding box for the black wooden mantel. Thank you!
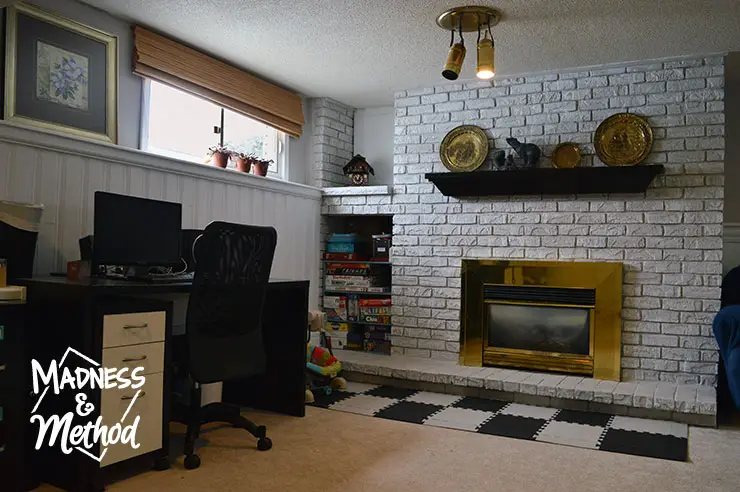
[425,165,665,197]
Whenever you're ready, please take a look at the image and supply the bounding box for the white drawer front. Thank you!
[102,342,165,376]
[103,312,166,348]
[99,373,163,467]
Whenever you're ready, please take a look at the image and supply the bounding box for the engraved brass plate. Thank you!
[440,125,489,172]
[594,113,653,167]
[551,142,581,168]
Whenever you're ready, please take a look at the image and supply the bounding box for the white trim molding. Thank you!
[322,185,391,196]
[0,121,321,201]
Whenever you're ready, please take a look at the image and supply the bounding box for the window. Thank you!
[142,80,286,179]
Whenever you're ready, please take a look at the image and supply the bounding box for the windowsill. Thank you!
[0,121,321,200]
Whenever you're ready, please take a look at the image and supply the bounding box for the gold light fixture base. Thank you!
[437,6,502,32]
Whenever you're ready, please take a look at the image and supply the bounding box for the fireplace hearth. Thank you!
[461,260,623,381]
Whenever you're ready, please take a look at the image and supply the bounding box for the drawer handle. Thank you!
[0,364,6,372]
[121,392,146,401]
[122,355,148,362]
[123,323,149,329]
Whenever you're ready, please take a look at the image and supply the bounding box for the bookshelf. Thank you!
[322,214,393,355]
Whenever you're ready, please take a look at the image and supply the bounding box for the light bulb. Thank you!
[477,37,495,80]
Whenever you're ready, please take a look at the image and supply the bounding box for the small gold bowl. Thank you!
[551,142,582,168]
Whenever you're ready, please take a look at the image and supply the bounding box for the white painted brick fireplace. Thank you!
[386,54,725,386]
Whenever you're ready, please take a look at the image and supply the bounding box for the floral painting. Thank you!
[35,41,89,110]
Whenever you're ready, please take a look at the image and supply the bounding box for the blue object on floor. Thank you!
[713,305,740,409]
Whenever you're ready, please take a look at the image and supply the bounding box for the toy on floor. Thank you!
[305,344,347,402]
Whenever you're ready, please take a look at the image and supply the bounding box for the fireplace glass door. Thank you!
[482,285,596,374]
[487,303,591,355]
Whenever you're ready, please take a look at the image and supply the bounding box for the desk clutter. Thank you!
[323,229,393,356]
[0,190,310,490]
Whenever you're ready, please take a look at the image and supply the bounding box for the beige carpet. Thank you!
[39,407,740,492]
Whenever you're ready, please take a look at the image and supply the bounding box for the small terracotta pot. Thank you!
[234,157,252,173]
[211,151,229,168]
[252,162,269,177]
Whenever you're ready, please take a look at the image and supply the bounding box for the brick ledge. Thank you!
[339,351,716,426]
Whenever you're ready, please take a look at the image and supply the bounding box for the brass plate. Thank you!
[594,113,653,166]
[551,142,581,168]
[440,125,489,172]
[436,6,502,32]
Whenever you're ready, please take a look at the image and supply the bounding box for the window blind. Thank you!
[133,26,304,138]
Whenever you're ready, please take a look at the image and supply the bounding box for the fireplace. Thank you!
[461,260,623,381]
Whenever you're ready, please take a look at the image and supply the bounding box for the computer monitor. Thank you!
[93,192,182,270]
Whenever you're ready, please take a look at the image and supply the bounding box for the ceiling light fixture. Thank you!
[437,6,501,81]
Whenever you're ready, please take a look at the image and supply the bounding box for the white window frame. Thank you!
[140,79,287,180]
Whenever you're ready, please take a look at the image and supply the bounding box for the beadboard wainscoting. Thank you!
[0,122,322,308]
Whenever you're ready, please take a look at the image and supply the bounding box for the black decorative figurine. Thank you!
[506,138,541,168]
[492,150,507,170]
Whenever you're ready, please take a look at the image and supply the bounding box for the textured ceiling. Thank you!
[80,0,740,108]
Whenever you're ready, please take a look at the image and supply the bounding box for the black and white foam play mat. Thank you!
[309,382,689,462]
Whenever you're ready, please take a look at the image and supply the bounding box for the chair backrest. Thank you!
[181,229,204,272]
[185,221,277,383]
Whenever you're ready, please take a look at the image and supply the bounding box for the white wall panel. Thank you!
[0,122,322,308]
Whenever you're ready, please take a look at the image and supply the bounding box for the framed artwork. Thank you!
[4,2,118,143]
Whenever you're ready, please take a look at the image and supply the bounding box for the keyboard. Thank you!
[129,272,195,283]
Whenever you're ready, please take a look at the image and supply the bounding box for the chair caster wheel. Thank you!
[257,437,273,451]
[153,456,170,471]
[184,454,201,470]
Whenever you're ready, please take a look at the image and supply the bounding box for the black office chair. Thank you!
[177,221,277,470]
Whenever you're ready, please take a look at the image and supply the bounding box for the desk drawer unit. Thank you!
[99,373,164,467]
[103,311,166,348]
[0,347,24,390]
[0,390,26,477]
[0,302,35,491]
[102,342,165,376]
[0,304,26,390]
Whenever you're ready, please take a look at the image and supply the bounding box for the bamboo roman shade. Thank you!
[133,26,304,137]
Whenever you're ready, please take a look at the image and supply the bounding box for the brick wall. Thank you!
[391,55,725,385]
[312,98,355,188]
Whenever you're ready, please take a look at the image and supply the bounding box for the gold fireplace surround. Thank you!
[461,260,623,381]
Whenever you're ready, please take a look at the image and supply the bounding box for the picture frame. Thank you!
[4,2,118,143]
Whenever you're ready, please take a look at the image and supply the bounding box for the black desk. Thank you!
[22,276,308,491]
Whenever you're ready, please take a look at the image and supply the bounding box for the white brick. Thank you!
[375,55,724,386]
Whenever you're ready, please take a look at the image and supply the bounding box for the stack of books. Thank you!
[324,262,390,293]
[323,242,392,355]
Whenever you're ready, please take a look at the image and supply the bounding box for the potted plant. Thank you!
[207,144,231,168]
[231,152,254,173]
[252,157,274,177]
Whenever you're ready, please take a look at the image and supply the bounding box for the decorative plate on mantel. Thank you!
[594,113,653,166]
[551,142,582,168]
[439,125,489,172]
